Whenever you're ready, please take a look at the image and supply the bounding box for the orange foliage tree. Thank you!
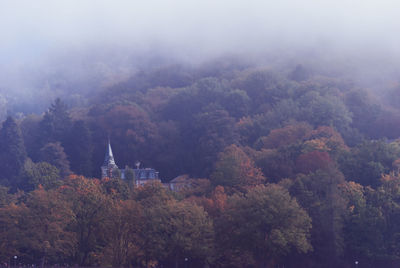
[211,144,266,192]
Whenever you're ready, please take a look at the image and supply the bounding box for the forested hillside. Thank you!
[2,58,400,267]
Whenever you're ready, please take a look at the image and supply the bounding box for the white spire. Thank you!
[103,139,116,166]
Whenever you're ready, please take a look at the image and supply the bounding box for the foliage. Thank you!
[211,144,265,192]
[2,59,400,267]
[339,140,400,188]
[64,120,93,177]
[38,142,71,178]
[215,184,312,267]
[0,116,27,187]
[19,160,61,191]
[100,199,143,267]
[38,98,72,146]
[60,176,111,266]
[290,167,347,267]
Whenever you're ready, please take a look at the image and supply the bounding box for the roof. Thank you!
[103,140,117,167]
[134,168,159,180]
[170,174,190,183]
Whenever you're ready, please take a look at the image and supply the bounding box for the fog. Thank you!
[1,0,400,115]
[3,0,400,57]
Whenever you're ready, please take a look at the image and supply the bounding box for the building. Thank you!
[101,140,119,179]
[101,140,161,186]
[132,166,160,187]
[168,174,191,191]
[101,140,194,191]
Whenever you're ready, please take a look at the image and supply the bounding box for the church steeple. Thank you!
[101,139,119,178]
[103,139,116,166]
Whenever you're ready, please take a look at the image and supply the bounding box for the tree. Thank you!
[187,185,227,218]
[18,188,76,266]
[295,150,334,174]
[289,64,310,82]
[139,199,214,267]
[231,69,293,113]
[64,120,93,177]
[133,181,175,208]
[132,182,214,267]
[20,114,41,159]
[124,166,135,189]
[0,116,27,186]
[0,203,25,263]
[0,186,14,207]
[38,98,72,145]
[39,142,71,177]
[165,201,214,267]
[290,167,347,267]
[255,145,300,182]
[100,199,143,267]
[256,122,312,149]
[89,103,159,176]
[191,105,238,176]
[210,144,265,192]
[339,181,387,265]
[338,174,400,266]
[303,126,348,157]
[18,159,61,191]
[222,89,251,118]
[216,184,312,267]
[298,91,352,133]
[338,140,400,188]
[102,178,129,200]
[60,176,111,266]
[344,88,381,138]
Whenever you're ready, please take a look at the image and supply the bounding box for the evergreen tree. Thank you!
[39,98,72,146]
[64,120,93,177]
[0,116,27,186]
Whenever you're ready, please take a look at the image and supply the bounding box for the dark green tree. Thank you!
[64,120,93,177]
[190,104,238,176]
[18,159,61,191]
[216,184,312,267]
[338,140,400,188]
[39,142,71,177]
[39,98,72,146]
[298,91,352,133]
[0,116,27,186]
[290,167,347,267]
[340,181,387,265]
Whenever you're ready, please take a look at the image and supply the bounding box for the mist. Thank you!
[1,0,400,115]
[4,3,400,266]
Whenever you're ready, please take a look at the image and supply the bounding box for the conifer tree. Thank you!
[39,98,72,145]
[0,116,27,186]
[64,120,93,177]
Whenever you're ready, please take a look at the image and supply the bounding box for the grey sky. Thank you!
[0,0,399,115]
[1,0,400,60]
